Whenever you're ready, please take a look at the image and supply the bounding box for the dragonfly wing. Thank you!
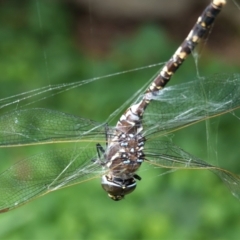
[0,146,103,213]
[142,73,240,136]
[0,108,105,146]
[144,139,240,200]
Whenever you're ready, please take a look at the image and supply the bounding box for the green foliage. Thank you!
[0,1,240,240]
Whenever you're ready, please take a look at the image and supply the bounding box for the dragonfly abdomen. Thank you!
[146,0,226,93]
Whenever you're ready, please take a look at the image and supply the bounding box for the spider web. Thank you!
[0,0,240,213]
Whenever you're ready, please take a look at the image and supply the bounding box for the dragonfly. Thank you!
[0,0,240,213]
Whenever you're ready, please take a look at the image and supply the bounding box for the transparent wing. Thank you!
[0,108,106,147]
[142,73,240,136]
[144,139,240,200]
[0,146,103,213]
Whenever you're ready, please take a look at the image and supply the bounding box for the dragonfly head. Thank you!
[101,175,137,201]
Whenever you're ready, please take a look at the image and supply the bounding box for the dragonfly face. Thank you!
[101,175,137,201]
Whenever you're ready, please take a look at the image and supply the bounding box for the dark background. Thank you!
[0,0,240,239]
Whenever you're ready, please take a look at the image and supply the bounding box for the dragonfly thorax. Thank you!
[104,131,145,174]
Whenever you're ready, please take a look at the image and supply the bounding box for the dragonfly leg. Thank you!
[91,143,106,165]
[133,174,141,181]
[104,123,110,147]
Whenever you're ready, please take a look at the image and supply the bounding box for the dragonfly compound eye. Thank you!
[101,175,137,201]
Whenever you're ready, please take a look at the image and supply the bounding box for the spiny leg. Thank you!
[93,124,110,164]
